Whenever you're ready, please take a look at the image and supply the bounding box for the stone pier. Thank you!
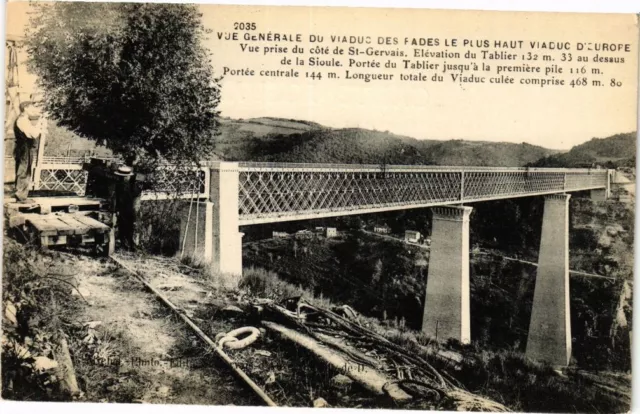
[526,194,572,366]
[210,162,243,278]
[422,205,473,344]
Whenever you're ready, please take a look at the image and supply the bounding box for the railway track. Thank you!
[106,254,390,408]
[108,255,278,406]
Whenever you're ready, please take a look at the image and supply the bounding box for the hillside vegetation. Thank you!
[242,193,634,373]
[4,123,111,159]
[239,188,634,412]
[529,132,636,168]
[37,117,560,167]
[215,119,557,167]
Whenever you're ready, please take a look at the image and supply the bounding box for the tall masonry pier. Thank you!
[526,194,572,366]
[422,206,473,343]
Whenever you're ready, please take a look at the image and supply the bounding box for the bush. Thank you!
[136,199,183,255]
[240,267,311,301]
[239,267,335,310]
[2,240,80,400]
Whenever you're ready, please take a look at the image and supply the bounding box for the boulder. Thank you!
[313,397,330,408]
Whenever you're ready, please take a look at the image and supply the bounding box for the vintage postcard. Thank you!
[2,1,638,413]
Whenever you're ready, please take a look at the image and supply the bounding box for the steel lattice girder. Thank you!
[237,166,609,224]
[35,164,208,199]
[37,168,88,196]
[143,166,208,198]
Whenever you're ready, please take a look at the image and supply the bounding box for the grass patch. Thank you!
[240,266,333,308]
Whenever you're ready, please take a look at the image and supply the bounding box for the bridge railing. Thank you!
[35,163,88,196]
[139,165,209,201]
[237,161,604,173]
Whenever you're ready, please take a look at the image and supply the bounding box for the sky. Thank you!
[5,1,640,150]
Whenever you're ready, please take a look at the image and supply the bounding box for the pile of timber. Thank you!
[5,196,112,252]
[259,299,510,411]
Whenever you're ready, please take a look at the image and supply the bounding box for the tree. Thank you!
[26,3,221,167]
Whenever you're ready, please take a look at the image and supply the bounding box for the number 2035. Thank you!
[234,22,256,30]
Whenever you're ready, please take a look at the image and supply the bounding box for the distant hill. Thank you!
[528,132,636,168]
[219,127,437,165]
[211,117,325,161]
[417,140,557,167]
[215,118,557,167]
[1,123,110,159]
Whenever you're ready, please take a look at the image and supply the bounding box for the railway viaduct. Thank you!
[32,159,613,367]
[3,36,619,367]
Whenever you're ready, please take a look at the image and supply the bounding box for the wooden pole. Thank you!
[32,116,47,190]
[53,332,81,397]
[262,320,412,402]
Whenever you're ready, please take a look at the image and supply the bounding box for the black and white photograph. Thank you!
[1,1,638,413]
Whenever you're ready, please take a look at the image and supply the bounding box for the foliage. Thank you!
[136,199,184,255]
[243,192,633,374]
[239,267,320,303]
[470,197,544,256]
[571,278,631,371]
[43,123,112,158]
[440,342,629,413]
[2,239,80,401]
[244,231,428,327]
[26,2,221,167]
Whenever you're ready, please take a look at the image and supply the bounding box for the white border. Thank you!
[1,2,639,414]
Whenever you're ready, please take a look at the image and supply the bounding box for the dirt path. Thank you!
[66,253,260,406]
[362,229,430,250]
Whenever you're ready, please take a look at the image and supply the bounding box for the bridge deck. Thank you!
[26,160,611,225]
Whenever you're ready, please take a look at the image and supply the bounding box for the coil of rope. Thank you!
[215,327,261,350]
